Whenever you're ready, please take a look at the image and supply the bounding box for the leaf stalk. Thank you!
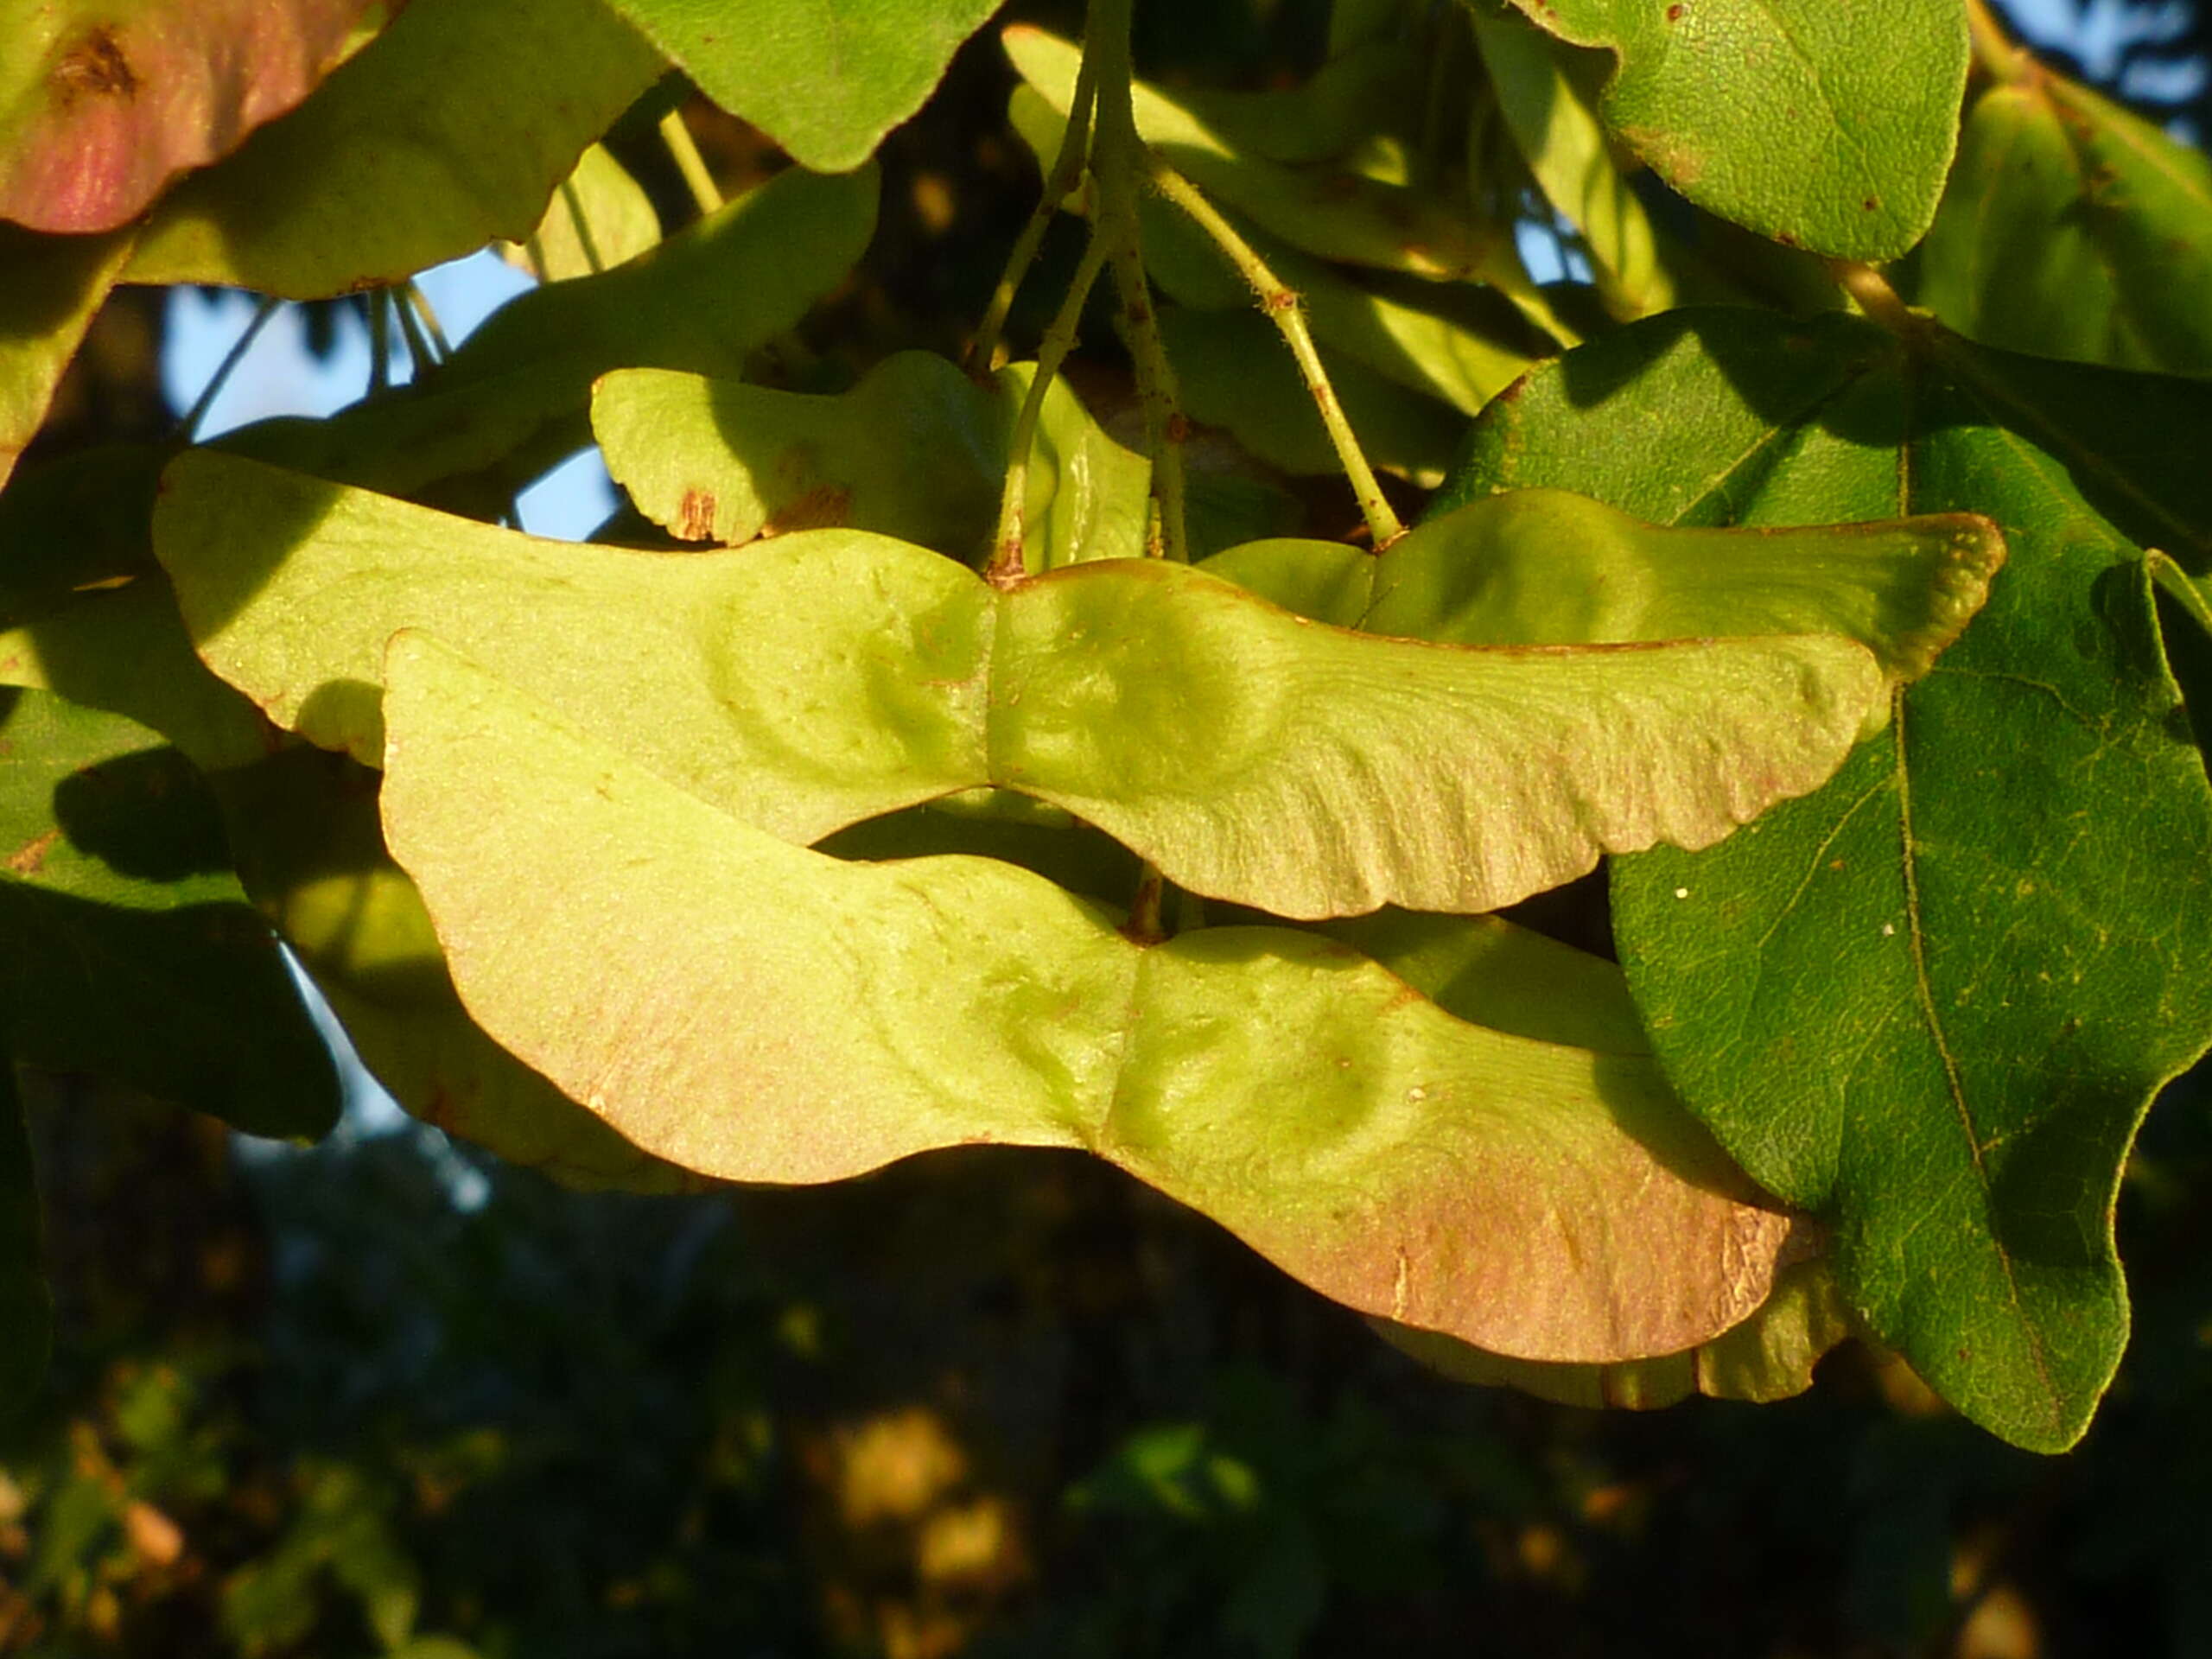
[658,106,725,216]
[1144,160,1406,549]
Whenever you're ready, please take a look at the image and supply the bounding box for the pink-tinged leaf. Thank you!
[0,0,393,233]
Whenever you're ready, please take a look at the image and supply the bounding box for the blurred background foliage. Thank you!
[7,0,2212,1653]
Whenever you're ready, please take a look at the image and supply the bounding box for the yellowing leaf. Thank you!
[378,632,1801,1363]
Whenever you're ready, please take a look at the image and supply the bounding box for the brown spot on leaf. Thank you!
[677,486,719,541]
[50,26,141,106]
[1665,3,1685,19]
[1862,197,1879,212]
[5,829,60,876]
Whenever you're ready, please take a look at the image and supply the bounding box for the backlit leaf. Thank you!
[0,687,339,1138]
[1007,84,1544,415]
[0,0,390,232]
[0,580,276,773]
[1205,486,2005,682]
[500,143,661,283]
[597,0,1004,173]
[1338,905,1853,1407]
[216,162,877,506]
[1381,1258,1853,1408]
[158,452,1895,918]
[1497,0,1969,260]
[1157,307,1465,486]
[121,0,665,296]
[1004,24,1522,288]
[592,353,1149,568]
[0,226,132,491]
[1447,306,2212,1450]
[215,748,695,1192]
[1917,67,2212,377]
[1471,6,1671,318]
[378,632,1802,1363]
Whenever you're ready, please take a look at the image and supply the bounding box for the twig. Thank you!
[1083,0,1188,563]
[1109,240,1190,562]
[177,296,278,440]
[1145,160,1406,548]
[969,48,1099,373]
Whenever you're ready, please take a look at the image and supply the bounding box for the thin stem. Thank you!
[1082,0,1188,563]
[367,291,391,394]
[658,106,724,216]
[1829,259,1926,340]
[1109,240,1190,562]
[1965,0,2028,83]
[969,48,1099,373]
[1147,160,1405,548]
[177,295,278,439]
[402,279,451,359]
[984,226,1113,587]
[392,284,437,377]
[1125,863,1167,945]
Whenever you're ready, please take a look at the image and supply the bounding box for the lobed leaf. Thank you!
[1917,67,2212,378]
[158,451,1894,918]
[597,0,1004,173]
[0,687,339,1138]
[1449,306,2212,1450]
[1498,0,1970,260]
[120,0,665,296]
[0,0,390,232]
[591,353,1150,568]
[378,632,1800,1363]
